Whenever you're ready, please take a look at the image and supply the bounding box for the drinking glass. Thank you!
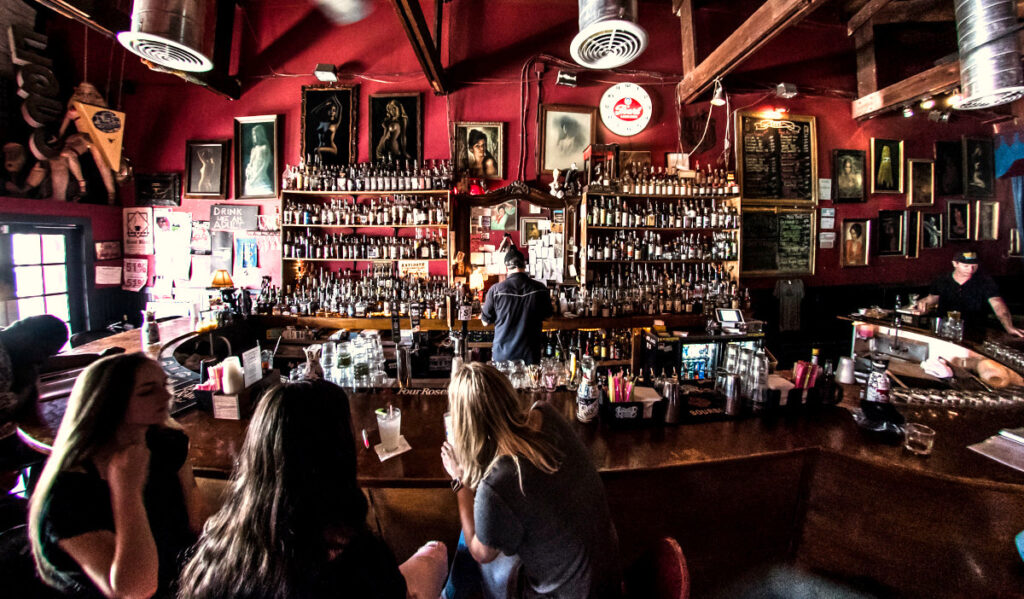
[527,364,543,391]
[376,407,402,452]
[904,423,936,456]
[543,363,559,392]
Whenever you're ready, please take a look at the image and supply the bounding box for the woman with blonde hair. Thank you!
[29,353,204,598]
[441,363,620,599]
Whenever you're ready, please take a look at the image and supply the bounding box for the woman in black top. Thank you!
[29,353,204,598]
[177,380,447,599]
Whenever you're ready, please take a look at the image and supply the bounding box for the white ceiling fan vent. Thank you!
[117,0,214,73]
[953,0,1024,110]
[570,0,648,70]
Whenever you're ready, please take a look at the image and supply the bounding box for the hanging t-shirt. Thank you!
[774,279,805,332]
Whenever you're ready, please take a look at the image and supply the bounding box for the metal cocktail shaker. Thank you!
[663,379,681,424]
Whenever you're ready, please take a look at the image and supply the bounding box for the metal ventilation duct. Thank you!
[570,0,648,69]
[954,0,1024,110]
[117,0,214,73]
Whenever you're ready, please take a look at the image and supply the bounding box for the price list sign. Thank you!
[736,111,817,204]
[741,208,816,276]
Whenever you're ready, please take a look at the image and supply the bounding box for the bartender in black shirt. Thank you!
[915,250,1023,337]
[480,245,553,364]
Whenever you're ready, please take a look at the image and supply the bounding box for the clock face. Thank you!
[600,83,652,137]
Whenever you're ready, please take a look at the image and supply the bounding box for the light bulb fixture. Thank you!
[774,107,789,114]
[919,98,936,110]
[314,63,338,82]
[556,70,578,87]
[902,105,914,118]
[775,82,798,99]
[948,91,963,107]
[710,79,726,106]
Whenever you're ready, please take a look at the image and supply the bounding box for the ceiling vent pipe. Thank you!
[953,0,1024,110]
[570,0,648,69]
[117,0,214,73]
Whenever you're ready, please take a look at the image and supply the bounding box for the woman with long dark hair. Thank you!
[29,353,204,598]
[178,380,447,599]
[442,363,621,599]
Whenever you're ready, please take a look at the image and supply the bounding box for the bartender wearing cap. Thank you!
[480,244,553,364]
[915,250,1024,338]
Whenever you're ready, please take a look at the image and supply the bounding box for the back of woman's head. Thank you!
[178,379,367,599]
[29,352,153,587]
[449,363,560,489]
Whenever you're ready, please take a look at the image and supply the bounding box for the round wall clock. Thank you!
[600,82,652,137]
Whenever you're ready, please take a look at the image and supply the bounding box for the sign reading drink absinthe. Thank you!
[600,83,652,137]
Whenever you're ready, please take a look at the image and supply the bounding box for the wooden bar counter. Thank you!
[28,318,1024,597]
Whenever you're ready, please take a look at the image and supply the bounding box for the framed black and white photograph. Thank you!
[975,200,999,240]
[934,140,963,196]
[833,149,866,202]
[963,136,995,198]
[95,241,122,261]
[184,140,229,199]
[539,104,596,174]
[947,200,971,241]
[455,122,503,179]
[870,138,903,194]
[921,213,943,249]
[135,173,181,206]
[301,85,357,167]
[370,93,421,163]
[907,159,934,207]
[906,211,920,259]
[234,115,279,199]
[877,210,905,256]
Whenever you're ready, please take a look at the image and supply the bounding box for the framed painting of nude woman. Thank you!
[369,92,422,163]
[301,85,357,167]
[184,140,229,199]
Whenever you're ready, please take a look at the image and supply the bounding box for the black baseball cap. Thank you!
[953,250,979,264]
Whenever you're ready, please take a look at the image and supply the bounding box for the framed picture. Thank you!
[905,211,920,259]
[94,240,122,260]
[921,212,943,249]
[1010,228,1021,257]
[963,136,995,198]
[135,173,181,206]
[370,93,421,162]
[907,159,934,207]
[234,115,279,199]
[947,200,971,241]
[665,152,686,175]
[841,219,870,267]
[870,138,904,193]
[975,200,999,240]
[520,217,543,243]
[184,140,229,199]
[934,140,963,196]
[832,149,866,202]
[539,104,597,174]
[490,200,516,231]
[877,210,905,256]
[454,122,504,179]
[301,85,357,167]
[619,150,652,177]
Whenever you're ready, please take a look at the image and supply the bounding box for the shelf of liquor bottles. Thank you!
[282,258,450,262]
[247,313,723,332]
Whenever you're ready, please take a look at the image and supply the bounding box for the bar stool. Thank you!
[623,536,690,599]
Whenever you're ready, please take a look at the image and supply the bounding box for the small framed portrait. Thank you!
[877,210,905,256]
[184,140,229,199]
[841,219,870,267]
[947,200,971,241]
[539,104,597,174]
[301,85,357,167]
[832,149,866,202]
[963,136,995,198]
[370,93,421,162]
[455,122,504,179]
[490,200,516,231]
[905,211,920,259]
[665,152,686,175]
[135,173,181,206]
[1010,228,1021,257]
[921,212,943,249]
[520,217,543,243]
[234,115,279,199]
[934,140,963,196]
[907,159,934,207]
[975,200,999,240]
[619,151,652,177]
[871,138,904,193]
[94,240,122,261]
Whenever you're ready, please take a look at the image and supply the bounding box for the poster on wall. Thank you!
[211,230,234,273]
[153,209,192,281]
[122,258,148,291]
[123,207,153,255]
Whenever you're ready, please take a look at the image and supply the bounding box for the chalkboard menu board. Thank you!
[211,204,259,231]
[736,111,817,204]
[741,208,815,276]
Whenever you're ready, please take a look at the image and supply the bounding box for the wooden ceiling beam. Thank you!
[677,0,830,105]
[851,60,960,119]
[853,21,877,98]
[387,0,448,95]
[678,0,696,74]
[872,0,954,25]
[847,0,893,35]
